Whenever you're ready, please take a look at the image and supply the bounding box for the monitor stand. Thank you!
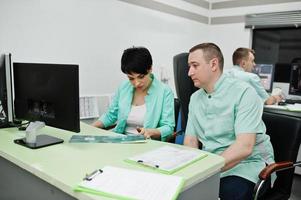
[13,121,64,149]
[0,119,20,129]
[14,135,64,149]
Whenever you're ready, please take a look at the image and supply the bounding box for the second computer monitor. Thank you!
[253,64,275,92]
[289,63,301,96]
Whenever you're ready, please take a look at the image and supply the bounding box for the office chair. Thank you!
[173,53,198,131]
[253,112,301,200]
[166,98,181,143]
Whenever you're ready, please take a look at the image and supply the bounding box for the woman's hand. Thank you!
[136,127,161,140]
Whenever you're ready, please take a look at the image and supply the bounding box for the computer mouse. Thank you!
[278,101,287,106]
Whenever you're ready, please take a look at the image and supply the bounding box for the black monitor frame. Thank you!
[13,62,80,149]
[289,63,301,96]
[0,53,14,128]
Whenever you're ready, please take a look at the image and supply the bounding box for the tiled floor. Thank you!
[291,174,301,200]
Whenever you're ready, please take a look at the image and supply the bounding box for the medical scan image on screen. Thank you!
[253,64,274,92]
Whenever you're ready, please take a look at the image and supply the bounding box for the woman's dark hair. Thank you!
[121,47,152,75]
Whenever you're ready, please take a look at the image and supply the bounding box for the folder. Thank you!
[69,134,146,143]
[74,166,184,200]
[125,145,208,174]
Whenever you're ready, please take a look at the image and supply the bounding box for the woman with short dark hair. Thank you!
[92,47,175,141]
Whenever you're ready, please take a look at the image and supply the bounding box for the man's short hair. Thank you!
[232,47,255,66]
[189,43,224,70]
[121,46,152,75]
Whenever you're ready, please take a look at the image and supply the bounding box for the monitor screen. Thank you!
[274,63,291,83]
[13,62,80,133]
[253,64,275,92]
[0,53,14,127]
[289,63,301,96]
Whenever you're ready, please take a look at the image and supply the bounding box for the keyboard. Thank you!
[284,99,301,104]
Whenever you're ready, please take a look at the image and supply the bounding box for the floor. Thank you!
[291,174,301,200]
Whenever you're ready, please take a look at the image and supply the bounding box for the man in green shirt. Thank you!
[184,43,274,200]
[227,47,282,105]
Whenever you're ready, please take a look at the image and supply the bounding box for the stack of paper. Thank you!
[286,103,301,111]
[75,166,184,200]
[126,145,207,174]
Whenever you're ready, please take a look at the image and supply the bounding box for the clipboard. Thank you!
[125,145,208,174]
[74,166,184,200]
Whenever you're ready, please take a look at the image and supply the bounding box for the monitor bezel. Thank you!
[13,62,80,133]
[0,53,14,126]
[288,63,301,96]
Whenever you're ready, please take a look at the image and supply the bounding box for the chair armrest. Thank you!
[253,161,301,200]
[259,161,293,180]
[165,130,185,143]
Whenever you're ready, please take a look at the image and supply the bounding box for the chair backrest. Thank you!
[165,98,181,144]
[174,98,180,132]
[262,112,301,199]
[173,53,198,130]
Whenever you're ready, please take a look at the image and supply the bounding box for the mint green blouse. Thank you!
[99,74,175,141]
[186,74,274,183]
[225,66,269,103]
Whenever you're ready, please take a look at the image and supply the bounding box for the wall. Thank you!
[0,0,209,96]
[208,1,301,69]
[207,23,252,69]
[1,0,301,96]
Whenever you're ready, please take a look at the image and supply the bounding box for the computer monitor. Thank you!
[274,63,291,83]
[289,63,301,96]
[253,64,275,92]
[0,53,14,128]
[13,62,80,148]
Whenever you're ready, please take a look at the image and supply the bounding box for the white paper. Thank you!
[128,145,206,172]
[78,166,183,200]
[286,103,301,111]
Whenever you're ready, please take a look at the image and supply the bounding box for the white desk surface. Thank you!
[0,122,224,200]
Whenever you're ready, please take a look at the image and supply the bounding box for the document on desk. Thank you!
[265,104,301,112]
[69,134,146,143]
[125,145,208,174]
[74,166,184,200]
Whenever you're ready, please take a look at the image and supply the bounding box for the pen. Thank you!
[137,160,159,168]
[84,169,103,181]
[136,127,151,139]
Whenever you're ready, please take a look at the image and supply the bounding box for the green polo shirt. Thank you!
[186,73,274,183]
[225,65,269,103]
[99,74,175,141]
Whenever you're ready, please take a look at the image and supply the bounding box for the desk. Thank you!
[0,122,224,200]
[264,107,301,118]
[263,108,301,175]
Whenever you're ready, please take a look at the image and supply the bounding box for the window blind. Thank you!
[245,10,301,29]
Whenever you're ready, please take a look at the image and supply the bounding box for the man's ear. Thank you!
[211,58,219,72]
[240,60,246,69]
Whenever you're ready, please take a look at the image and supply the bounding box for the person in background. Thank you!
[226,47,282,105]
[184,43,274,200]
[92,46,174,141]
